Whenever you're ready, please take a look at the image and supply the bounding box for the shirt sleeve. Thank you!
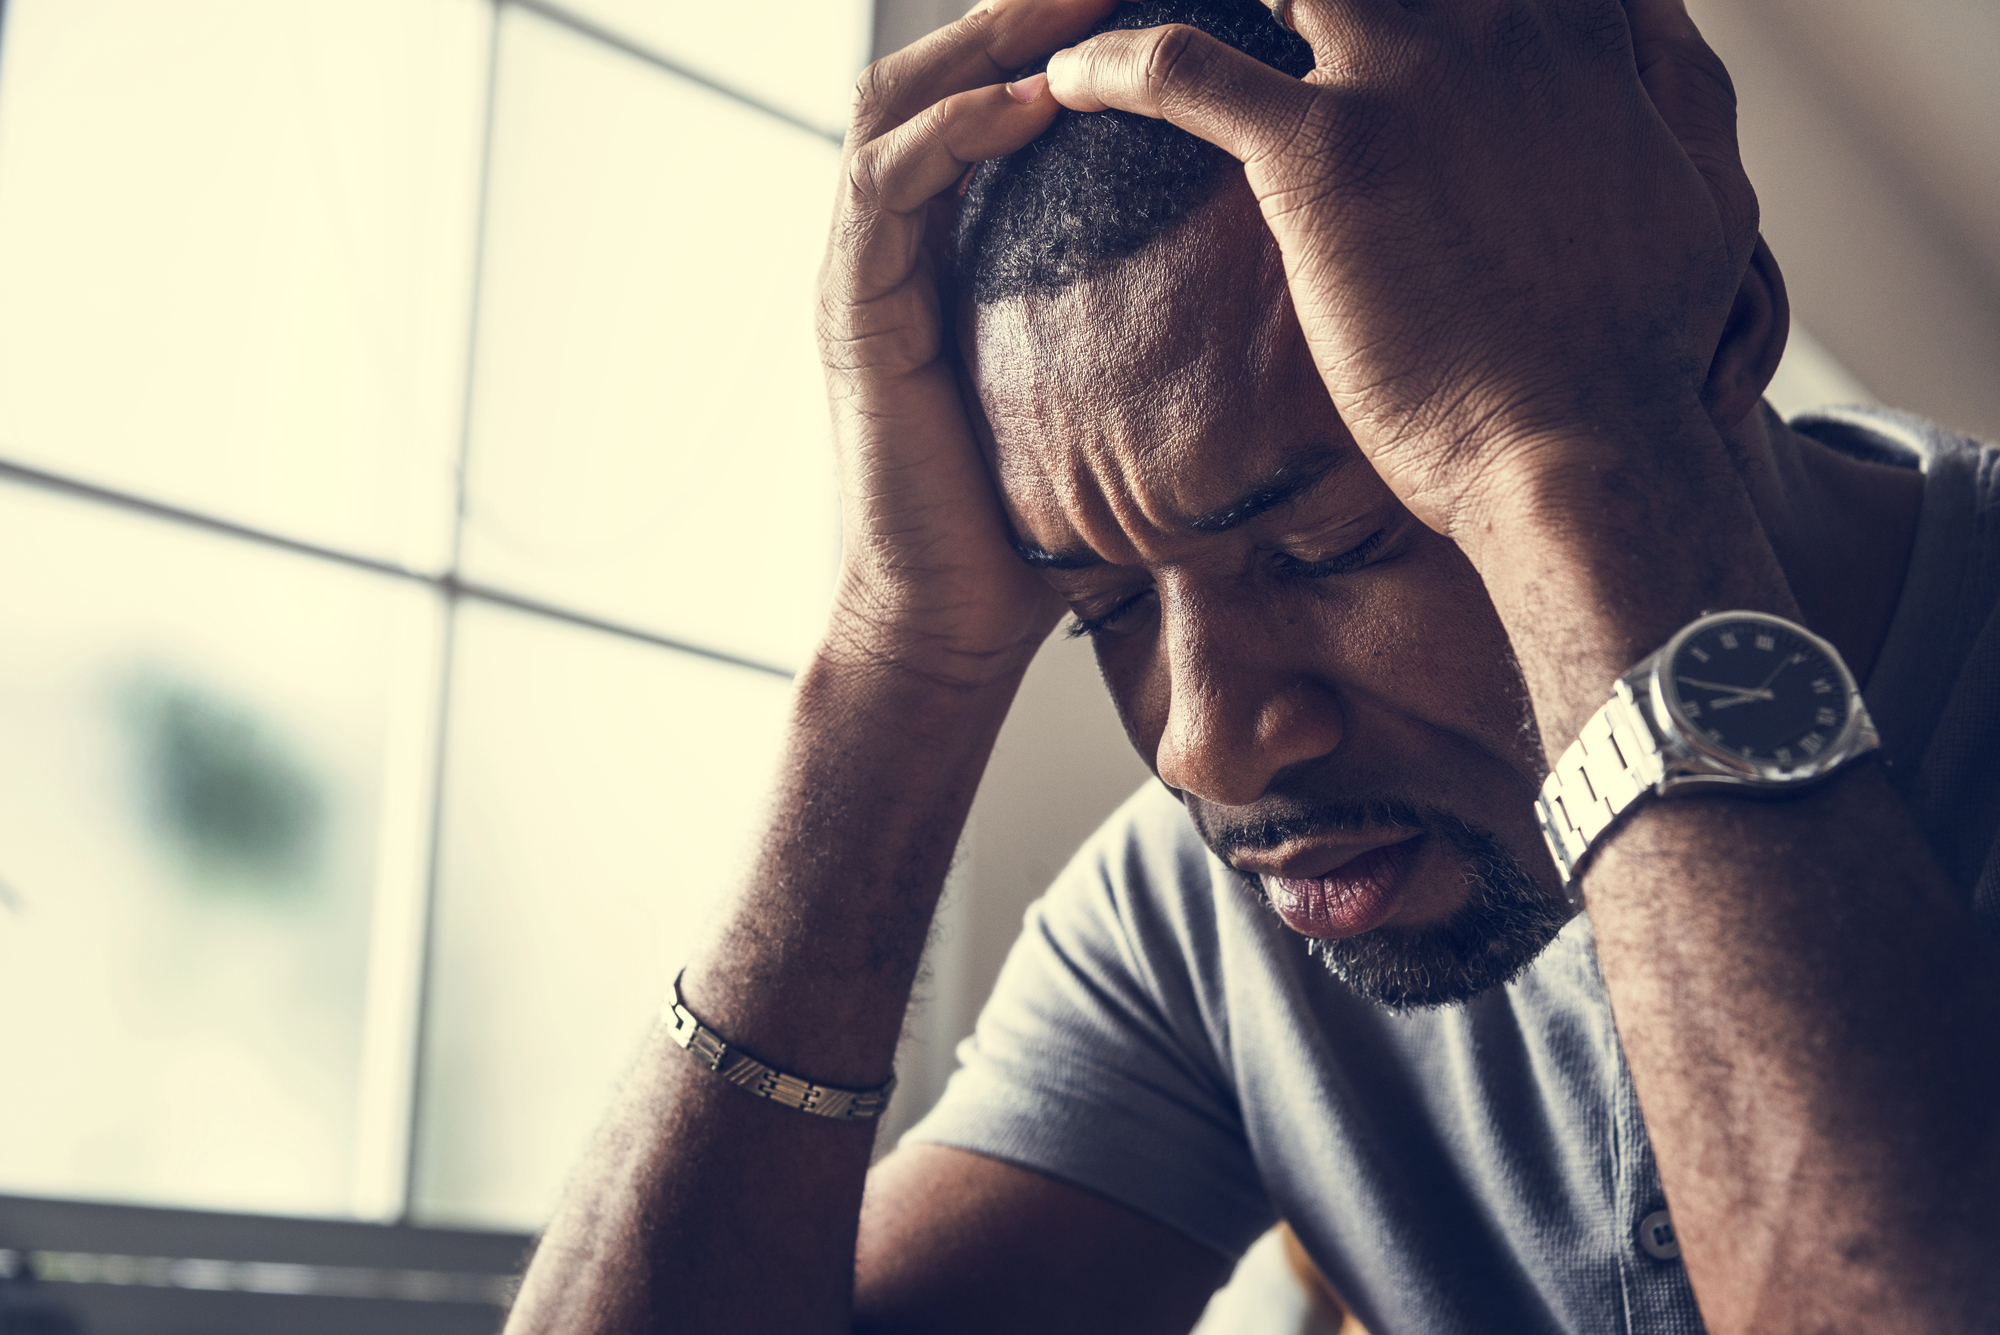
[901,782,1277,1260]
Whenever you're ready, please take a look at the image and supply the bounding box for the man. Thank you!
[507,0,2000,1330]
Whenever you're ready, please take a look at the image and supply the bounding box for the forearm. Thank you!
[1592,770,2000,1327]
[506,638,1035,1335]
[1464,411,2000,1329]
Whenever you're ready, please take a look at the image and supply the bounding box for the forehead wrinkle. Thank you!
[983,348,1224,568]
[987,338,1337,565]
[1047,318,1303,552]
[969,177,1342,566]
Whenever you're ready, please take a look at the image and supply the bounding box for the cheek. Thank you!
[1346,539,1538,771]
[1090,536,1537,777]
[1095,634,1170,765]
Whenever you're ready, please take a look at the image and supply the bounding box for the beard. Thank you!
[1206,798,1572,1012]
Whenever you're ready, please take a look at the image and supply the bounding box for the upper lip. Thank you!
[1231,827,1424,881]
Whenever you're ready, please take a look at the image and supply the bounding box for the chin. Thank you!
[1290,821,1571,1011]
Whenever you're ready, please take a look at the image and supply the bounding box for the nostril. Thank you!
[1156,721,1270,810]
[1156,679,1345,809]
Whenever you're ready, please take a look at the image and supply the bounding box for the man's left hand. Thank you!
[1045,0,1754,542]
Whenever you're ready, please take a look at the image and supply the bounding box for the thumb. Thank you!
[1045,22,1317,168]
[1625,0,1760,272]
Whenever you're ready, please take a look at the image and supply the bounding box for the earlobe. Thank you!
[1702,234,1791,430]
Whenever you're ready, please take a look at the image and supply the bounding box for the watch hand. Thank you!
[1754,656,1794,693]
[1707,694,1767,710]
[1675,676,1776,700]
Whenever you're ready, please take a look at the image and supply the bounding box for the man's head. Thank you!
[956,0,1794,1009]
[953,0,1651,1008]
[960,165,1571,1008]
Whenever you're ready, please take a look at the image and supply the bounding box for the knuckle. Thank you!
[848,59,902,143]
[843,93,960,221]
[845,138,891,206]
[1141,24,1208,102]
[849,3,1000,143]
[1684,44,1740,112]
[851,59,891,115]
[1553,0,1633,59]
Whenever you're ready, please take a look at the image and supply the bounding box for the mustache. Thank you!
[1197,796,1439,861]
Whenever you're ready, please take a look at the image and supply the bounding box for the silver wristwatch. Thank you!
[1536,610,1881,898]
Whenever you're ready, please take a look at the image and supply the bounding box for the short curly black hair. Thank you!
[952,0,1312,306]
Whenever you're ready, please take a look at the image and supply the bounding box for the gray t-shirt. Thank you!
[907,407,2000,1334]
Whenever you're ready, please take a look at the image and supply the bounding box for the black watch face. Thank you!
[1665,617,1852,770]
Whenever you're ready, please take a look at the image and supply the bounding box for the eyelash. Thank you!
[1269,527,1388,580]
[1064,590,1152,641]
[1063,528,1389,640]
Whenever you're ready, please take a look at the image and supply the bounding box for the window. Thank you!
[0,0,861,1239]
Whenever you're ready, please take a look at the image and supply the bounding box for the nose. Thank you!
[1152,597,1345,807]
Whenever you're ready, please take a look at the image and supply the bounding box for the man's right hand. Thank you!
[506,10,1242,1334]
[815,0,1117,685]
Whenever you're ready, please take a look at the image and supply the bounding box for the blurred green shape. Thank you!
[122,673,325,898]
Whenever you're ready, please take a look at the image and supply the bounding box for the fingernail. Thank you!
[1006,71,1048,103]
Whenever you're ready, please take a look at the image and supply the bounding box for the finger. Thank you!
[853,79,1060,222]
[850,0,1118,150]
[1045,24,1319,168]
[1623,0,1759,269]
[834,80,1062,307]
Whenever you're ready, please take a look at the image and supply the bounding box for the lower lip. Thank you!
[1266,839,1417,938]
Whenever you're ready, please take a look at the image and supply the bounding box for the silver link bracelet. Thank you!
[662,970,896,1122]
[1537,679,1665,900]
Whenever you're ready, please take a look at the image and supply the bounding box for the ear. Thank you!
[1703,234,1791,430]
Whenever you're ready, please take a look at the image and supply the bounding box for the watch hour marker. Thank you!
[1719,632,1739,650]
[1800,733,1826,756]
[1682,699,1702,718]
[1811,678,1833,694]
[1755,633,1775,651]
[1690,647,1711,663]
[1816,706,1838,727]
[1776,746,1793,765]
[1706,728,1725,743]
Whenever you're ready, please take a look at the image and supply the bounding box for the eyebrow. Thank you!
[1011,445,1352,570]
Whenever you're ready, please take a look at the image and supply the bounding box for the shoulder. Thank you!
[1800,408,2000,913]
[1062,779,1217,908]
[1031,778,1238,1011]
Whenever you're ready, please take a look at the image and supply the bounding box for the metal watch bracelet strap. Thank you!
[662,970,896,1122]
[1537,679,1664,898]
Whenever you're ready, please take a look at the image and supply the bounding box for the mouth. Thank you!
[1236,830,1425,939]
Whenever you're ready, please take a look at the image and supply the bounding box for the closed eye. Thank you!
[1271,527,1387,580]
[1065,587,1156,641]
[1064,529,1388,641]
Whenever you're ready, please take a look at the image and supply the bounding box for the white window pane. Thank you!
[0,0,488,571]
[412,601,792,1230]
[0,482,442,1218]
[547,0,869,137]
[460,9,840,671]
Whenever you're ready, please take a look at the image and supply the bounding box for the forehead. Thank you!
[962,183,1352,554]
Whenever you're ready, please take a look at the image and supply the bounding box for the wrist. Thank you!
[821,578,1058,695]
[686,639,1035,1084]
[1450,418,1798,752]
[795,632,1034,758]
